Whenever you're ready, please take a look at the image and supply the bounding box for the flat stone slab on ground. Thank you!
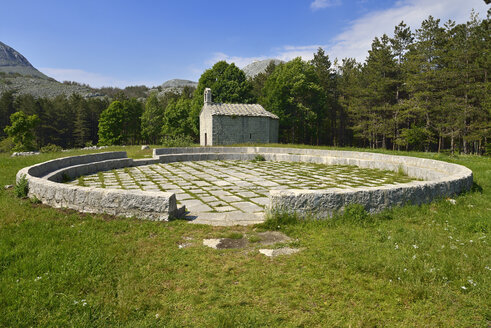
[256,231,292,245]
[259,248,301,257]
[189,212,264,226]
[203,238,248,249]
[202,231,292,250]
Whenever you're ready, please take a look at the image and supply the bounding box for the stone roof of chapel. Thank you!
[205,103,279,119]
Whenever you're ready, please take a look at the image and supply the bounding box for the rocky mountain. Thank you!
[242,59,284,78]
[161,79,198,89]
[0,41,100,98]
[0,41,49,79]
[153,79,198,97]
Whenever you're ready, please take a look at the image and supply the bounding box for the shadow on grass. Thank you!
[470,182,483,193]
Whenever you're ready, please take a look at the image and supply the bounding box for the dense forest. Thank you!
[1,14,489,154]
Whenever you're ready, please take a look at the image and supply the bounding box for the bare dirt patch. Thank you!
[202,231,294,252]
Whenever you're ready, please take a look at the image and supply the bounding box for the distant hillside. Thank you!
[153,79,197,97]
[242,59,284,78]
[0,41,100,98]
[0,41,49,79]
[161,79,198,89]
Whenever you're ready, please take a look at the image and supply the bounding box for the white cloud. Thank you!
[327,0,489,62]
[206,52,269,68]
[206,45,325,70]
[311,0,341,10]
[274,45,325,62]
[39,67,160,88]
[207,0,488,71]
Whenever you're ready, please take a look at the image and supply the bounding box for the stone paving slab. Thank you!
[188,212,264,226]
[70,160,416,224]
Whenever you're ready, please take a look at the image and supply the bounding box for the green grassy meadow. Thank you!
[0,145,489,327]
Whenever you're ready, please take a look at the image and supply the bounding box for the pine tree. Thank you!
[358,34,398,148]
[310,48,337,145]
[404,16,445,151]
[336,58,362,147]
[390,21,414,149]
[0,91,15,139]
[71,94,91,147]
[250,61,278,102]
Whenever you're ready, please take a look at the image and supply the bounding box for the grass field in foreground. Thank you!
[0,145,489,327]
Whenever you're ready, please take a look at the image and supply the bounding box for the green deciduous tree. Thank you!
[98,99,143,145]
[261,57,324,144]
[190,61,255,138]
[162,97,194,138]
[4,111,40,151]
[98,101,126,145]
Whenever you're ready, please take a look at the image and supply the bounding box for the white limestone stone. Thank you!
[17,147,473,225]
[259,248,300,257]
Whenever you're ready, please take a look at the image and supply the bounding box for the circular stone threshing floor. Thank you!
[68,160,415,224]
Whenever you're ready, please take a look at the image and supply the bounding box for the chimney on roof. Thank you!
[204,88,212,105]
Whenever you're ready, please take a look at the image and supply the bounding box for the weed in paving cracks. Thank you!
[251,154,266,162]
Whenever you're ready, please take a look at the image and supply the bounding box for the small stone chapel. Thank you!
[199,88,279,146]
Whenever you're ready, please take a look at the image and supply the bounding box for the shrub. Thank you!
[0,137,15,153]
[342,204,369,222]
[252,154,266,162]
[15,175,29,198]
[40,143,63,153]
[259,211,299,230]
[161,134,194,148]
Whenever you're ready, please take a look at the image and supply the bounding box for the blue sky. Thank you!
[1,0,488,88]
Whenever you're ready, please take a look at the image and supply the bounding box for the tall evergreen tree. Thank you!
[71,94,91,147]
[310,48,337,145]
[390,21,414,149]
[141,93,165,144]
[0,91,16,139]
[336,58,362,147]
[404,16,445,151]
[250,61,278,101]
[356,34,398,148]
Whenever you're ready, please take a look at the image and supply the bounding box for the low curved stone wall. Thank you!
[16,152,179,221]
[17,147,473,222]
[154,147,473,217]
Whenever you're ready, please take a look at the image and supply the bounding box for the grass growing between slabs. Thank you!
[0,145,490,327]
